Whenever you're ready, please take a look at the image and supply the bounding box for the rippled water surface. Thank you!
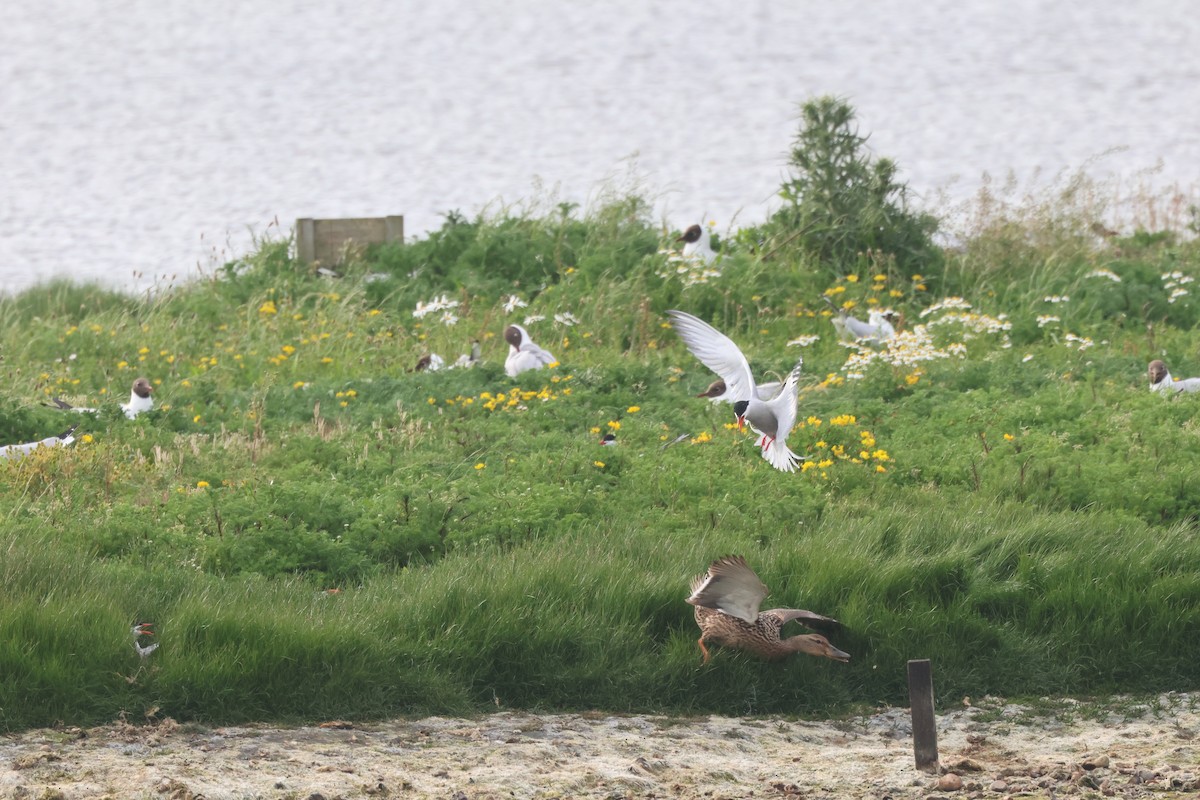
[3,1,1198,293]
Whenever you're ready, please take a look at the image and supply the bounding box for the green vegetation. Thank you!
[2,99,1200,731]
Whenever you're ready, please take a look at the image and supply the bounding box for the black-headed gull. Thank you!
[504,324,556,378]
[0,423,79,460]
[667,309,805,472]
[823,297,895,345]
[121,378,154,418]
[677,224,717,264]
[56,378,154,418]
[686,555,848,664]
[413,353,445,372]
[1149,359,1200,394]
[131,621,159,659]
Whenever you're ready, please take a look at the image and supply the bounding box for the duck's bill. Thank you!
[826,645,850,662]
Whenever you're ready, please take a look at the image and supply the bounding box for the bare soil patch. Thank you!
[2,694,1197,799]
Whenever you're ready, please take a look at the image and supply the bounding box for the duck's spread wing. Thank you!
[761,607,841,633]
[667,310,756,403]
[685,555,768,624]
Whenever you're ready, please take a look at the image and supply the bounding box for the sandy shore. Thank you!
[2,694,1197,799]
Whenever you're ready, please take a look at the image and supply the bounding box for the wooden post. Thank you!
[296,218,317,264]
[907,658,938,773]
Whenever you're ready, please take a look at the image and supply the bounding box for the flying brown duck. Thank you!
[686,555,849,664]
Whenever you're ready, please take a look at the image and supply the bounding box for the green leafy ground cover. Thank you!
[2,101,1200,731]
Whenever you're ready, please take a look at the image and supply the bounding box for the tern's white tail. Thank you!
[758,436,802,472]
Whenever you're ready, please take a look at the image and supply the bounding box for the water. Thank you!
[3,0,1198,294]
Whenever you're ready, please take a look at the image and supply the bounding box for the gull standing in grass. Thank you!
[0,424,79,460]
[677,224,717,264]
[47,377,154,419]
[120,378,154,418]
[504,324,556,378]
[686,555,849,664]
[823,296,895,346]
[667,309,805,472]
[1148,359,1200,394]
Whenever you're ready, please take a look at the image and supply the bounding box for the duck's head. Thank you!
[697,379,726,399]
[132,377,153,398]
[732,399,749,431]
[1149,359,1169,385]
[787,633,850,663]
[676,224,703,244]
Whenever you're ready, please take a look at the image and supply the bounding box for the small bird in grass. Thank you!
[823,296,896,346]
[686,555,849,665]
[1148,359,1200,394]
[131,621,159,660]
[0,424,79,460]
[451,340,482,369]
[121,378,154,418]
[504,324,556,378]
[600,432,617,446]
[668,310,805,472]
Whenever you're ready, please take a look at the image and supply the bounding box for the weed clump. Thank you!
[754,96,941,282]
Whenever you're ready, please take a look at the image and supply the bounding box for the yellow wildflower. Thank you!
[593,460,605,468]
[259,300,277,315]
[607,420,621,431]
[627,406,640,413]
[475,463,486,470]
[197,480,210,488]
[81,434,94,444]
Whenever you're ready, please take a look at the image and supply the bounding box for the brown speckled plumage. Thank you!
[686,556,849,664]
